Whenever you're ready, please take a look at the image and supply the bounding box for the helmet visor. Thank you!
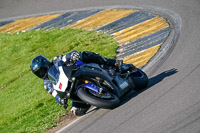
[34,67,48,78]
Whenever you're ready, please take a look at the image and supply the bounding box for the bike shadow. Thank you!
[119,68,178,106]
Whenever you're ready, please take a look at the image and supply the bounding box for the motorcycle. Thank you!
[47,60,148,109]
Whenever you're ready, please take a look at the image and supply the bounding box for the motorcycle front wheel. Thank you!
[77,86,120,109]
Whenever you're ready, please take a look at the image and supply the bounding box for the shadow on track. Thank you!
[120,68,178,106]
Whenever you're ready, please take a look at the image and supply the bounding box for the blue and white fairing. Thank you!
[48,65,69,92]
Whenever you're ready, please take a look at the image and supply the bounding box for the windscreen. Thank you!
[48,65,60,85]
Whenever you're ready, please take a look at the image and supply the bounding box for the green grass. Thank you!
[0,28,118,133]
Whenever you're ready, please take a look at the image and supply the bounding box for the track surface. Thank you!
[1,0,200,133]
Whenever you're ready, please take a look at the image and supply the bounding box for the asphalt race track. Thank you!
[1,0,200,133]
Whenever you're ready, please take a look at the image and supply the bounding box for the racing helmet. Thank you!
[30,55,51,79]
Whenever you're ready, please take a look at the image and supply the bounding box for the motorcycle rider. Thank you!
[30,50,123,116]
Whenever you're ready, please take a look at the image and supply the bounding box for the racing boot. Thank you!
[71,102,91,116]
[114,60,123,72]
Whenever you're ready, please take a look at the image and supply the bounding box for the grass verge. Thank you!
[0,28,118,133]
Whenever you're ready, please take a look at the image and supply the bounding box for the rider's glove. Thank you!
[71,51,80,64]
[55,94,68,109]
[60,98,68,109]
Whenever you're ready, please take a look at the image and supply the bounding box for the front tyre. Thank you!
[77,87,120,109]
[131,69,149,91]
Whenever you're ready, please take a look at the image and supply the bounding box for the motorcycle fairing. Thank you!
[76,60,84,66]
[72,63,123,97]
[48,66,69,92]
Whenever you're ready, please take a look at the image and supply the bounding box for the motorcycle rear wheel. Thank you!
[131,68,149,91]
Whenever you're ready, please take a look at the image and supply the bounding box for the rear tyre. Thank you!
[131,69,148,91]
